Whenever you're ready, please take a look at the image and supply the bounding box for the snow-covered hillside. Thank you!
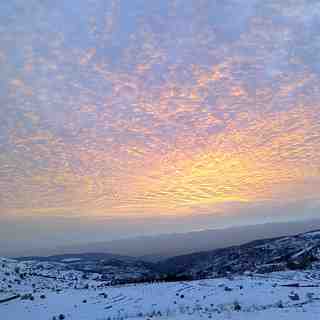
[1,257,320,319]
[159,229,320,278]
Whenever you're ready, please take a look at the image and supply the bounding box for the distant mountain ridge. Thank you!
[16,252,137,263]
[18,228,320,283]
[36,218,320,260]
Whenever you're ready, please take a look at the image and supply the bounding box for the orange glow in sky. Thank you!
[0,1,319,225]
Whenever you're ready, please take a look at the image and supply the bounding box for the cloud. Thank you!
[0,1,319,227]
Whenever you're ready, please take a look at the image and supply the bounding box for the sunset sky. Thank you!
[1,1,319,250]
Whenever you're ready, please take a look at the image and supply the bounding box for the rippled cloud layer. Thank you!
[1,0,319,221]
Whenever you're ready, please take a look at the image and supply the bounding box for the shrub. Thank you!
[287,255,318,270]
[288,292,300,301]
[276,300,284,308]
[20,293,34,301]
[233,301,241,311]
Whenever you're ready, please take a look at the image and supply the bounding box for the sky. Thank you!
[0,0,320,251]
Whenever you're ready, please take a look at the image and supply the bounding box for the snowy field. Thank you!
[1,258,320,319]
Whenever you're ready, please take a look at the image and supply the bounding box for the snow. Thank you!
[305,231,320,237]
[1,258,320,319]
[291,246,316,259]
[61,258,83,263]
